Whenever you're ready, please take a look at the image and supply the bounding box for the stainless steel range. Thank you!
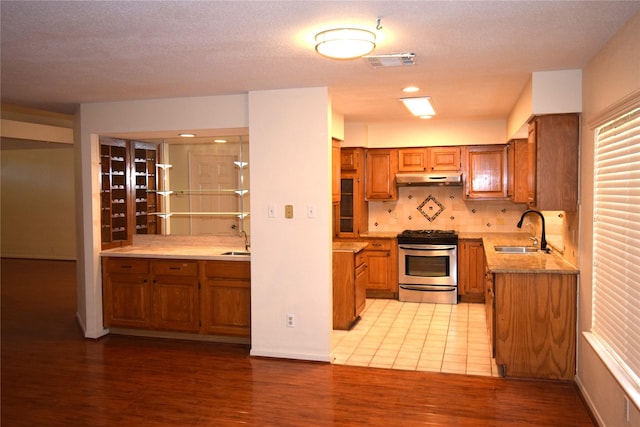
[397,229,458,304]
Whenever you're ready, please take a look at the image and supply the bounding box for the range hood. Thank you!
[396,172,462,187]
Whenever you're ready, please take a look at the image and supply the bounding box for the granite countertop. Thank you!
[358,231,399,239]
[100,235,250,261]
[333,241,368,253]
[482,233,578,274]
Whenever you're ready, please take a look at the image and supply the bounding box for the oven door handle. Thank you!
[399,245,457,251]
[400,285,457,292]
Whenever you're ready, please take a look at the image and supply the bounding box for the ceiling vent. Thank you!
[364,53,416,68]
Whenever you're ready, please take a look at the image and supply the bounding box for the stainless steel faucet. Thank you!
[517,209,547,251]
[239,230,250,252]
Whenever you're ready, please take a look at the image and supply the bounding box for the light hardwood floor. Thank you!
[1,259,595,426]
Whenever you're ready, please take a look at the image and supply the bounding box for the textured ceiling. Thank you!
[1,1,639,123]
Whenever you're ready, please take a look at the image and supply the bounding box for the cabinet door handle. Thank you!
[169,266,180,270]
[119,265,132,269]
[372,243,382,247]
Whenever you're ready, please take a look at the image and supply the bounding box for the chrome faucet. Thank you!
[517,209,547,251]
[239,230,250,252]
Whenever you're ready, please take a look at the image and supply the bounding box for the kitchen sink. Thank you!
[221,251,251,256]
[493,245,539,254]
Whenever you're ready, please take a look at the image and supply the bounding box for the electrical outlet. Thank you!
[285,204,294,219]
[286,313,295,328]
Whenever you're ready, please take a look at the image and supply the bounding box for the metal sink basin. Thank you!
[493,245,539,254]
[221,251,251,256]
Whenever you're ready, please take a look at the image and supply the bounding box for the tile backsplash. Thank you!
[368,186,531,233]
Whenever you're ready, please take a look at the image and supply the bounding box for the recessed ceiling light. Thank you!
[403,86,420,93]
[214,139,227,143]
[400,97,436,117]
[179,133,196,138]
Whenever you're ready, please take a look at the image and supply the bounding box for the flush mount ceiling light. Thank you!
[400,97,436,119]
[315,28,376,60]
[179,133,196,137]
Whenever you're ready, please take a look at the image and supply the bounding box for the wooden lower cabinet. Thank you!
[362,238,398,299]
[458,239,485,303]
[102,257,152,329]
[333,250,367,330]
[492,272,577,380]
[151,260,199,332]
[200,260,251,337]
[102,257,250,338]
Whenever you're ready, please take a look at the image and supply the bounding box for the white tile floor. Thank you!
[331,299,500,377]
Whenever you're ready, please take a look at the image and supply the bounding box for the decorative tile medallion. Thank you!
[417,194,446,222]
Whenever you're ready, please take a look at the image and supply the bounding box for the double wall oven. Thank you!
[397,229,458,304]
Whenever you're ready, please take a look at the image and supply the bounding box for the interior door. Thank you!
[188,153,238,235]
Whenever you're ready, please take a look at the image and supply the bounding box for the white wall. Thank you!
[577,11,640,427]
[345,119,507,148]
[248,87,333,361]
[506,69,582,140]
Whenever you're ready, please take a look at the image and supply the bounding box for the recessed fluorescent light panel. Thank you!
[400,97,436,118]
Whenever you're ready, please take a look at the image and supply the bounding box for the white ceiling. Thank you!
[1,1,639,123]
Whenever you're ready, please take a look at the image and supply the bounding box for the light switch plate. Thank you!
[285,204,294,219]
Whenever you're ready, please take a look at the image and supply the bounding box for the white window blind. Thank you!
[592,107,640,388]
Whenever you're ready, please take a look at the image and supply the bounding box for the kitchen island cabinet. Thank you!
[333,243,368,330]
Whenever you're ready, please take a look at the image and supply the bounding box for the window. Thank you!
[591,106,640,395]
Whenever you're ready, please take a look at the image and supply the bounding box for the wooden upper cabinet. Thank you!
[365,149,398,200]
[507,139,529,204]
[429,146,461,171]
[398,146,461,172]
[527,114,579,211]
[332,138,341,203]
[464,145,508,200]
[341,147,361,171]
[398,148,427,172]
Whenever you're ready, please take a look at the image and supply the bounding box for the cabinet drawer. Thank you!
[104,257,149,274]
[355,251,366,268]
[363,239,392,251]
[203,260,250,279]
[152,260,198,276]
